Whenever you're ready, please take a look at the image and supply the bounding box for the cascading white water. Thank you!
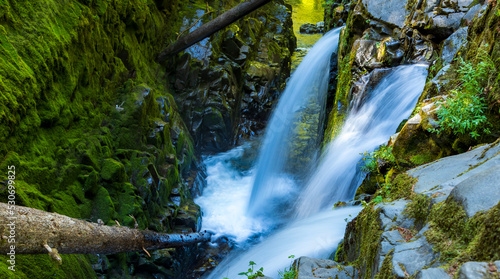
[294,64,428,218]
[247,28,342,218]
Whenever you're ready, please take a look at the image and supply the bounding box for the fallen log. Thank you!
[0,203,211,256]
[157,0,272,61]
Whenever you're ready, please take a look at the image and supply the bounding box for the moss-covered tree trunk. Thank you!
[0,203,211,255]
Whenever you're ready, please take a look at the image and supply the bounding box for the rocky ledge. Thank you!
[295,139,500,279]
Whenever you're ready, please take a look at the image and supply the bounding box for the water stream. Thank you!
[197,28,428,278]
[247,28,341,219]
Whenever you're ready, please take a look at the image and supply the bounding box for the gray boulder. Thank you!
[441,27,468,65]
[295,256,354,279]
[376,200,415,230]
[392,236,439,277]
[409,141,500,204]
[363,0,408,28]
[449,165,500,217]
[458,262,489,279]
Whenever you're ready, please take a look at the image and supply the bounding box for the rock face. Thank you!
[172,1,296,152]
[409,141,500,205]
[363,0,408,28]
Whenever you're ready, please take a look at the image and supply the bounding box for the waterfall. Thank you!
[247,28,342,218]
[294,64,428,217]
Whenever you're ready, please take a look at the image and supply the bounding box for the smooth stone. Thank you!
[458,262,489,279]
[449,165,500,217]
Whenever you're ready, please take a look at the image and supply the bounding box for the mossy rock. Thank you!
[91,186,115,224]
[100,158,126,182]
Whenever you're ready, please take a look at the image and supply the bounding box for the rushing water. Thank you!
[197,28,428,277]
[295,64,428,217]
[246,28,341,219]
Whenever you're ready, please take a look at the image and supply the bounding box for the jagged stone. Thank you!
[441,27,468,65]
[295,256,354,279]
[462,4,486,23]
[416,268,450,279]
[392,236,439,277]
[354,39,379,67]
[376,200,415,230]
[458,262,489,279]
[448,165,500,217]
[426,12,465,41]
[362,0,408,28]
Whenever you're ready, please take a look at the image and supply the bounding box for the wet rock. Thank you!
[354,39,379,68]
[349,68,392,112]
[440,26,468,65]
[362,0,408,28]
[416,268,450,279]
[448,165,500,217]
[426,12,465,42]
[295,256,355,279]
[458,262,489,279]
[378,37,404,65]
[392,236,439,277]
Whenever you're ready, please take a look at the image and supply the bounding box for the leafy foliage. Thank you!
[237,261,265,279]
[429,47,495,139]
[360,145,396,174]
[278,255,297,279]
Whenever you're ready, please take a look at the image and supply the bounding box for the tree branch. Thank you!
[0,203,211,255]
[157,0,272,61]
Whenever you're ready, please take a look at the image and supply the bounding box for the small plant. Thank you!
[238,261,264,279]
[360,144,396,174]
[278,255,297,279]
[429,46,495,139]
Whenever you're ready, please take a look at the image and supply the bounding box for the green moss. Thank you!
[468,202,500,260]
[334,240,345,262]
[91,186,115,224]
[424,198,499,269]
[345,205,384,279]
[0,254,96,279]
[374,250,396,279]
[403,193,431,229]
[100,158,126,182]
[387,173,417,201]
